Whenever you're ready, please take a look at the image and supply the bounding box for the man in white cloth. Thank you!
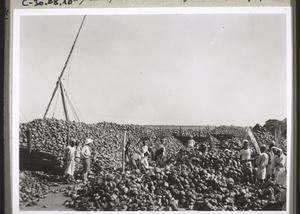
[255,145,269,183]
[141,151,150,170]
[75,141,82,163]
[239,140,254,184]
[74,141,82,182]
[140,140,149,170]
[81,138,94,184]
[155,138,166,168]
[266,142,276,181]
[187,135,195,148]
[141,140,149,156]
[64,139,76,183]
[274,148,286,186]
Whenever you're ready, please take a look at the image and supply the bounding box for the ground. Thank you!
[20,183,75,211]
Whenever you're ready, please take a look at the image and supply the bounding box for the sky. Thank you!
[19,12,288,126]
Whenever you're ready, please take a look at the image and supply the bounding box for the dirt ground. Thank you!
[20,183,76,211]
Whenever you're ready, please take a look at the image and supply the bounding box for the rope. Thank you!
[63,41,85,123]
[62,84,80,122]
[43,15,86,119]
[64,82,85,123]
[61,83,76,121]
[66,93,80,122]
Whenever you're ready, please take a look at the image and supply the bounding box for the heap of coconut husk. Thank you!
[19,118,185,171]
[210,126,246,139]
[251,119,287,153]
[19,118,287,211]
[63,146,285,211]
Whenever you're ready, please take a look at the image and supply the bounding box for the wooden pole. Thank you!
[26,129,32,156]
[60,82,70,121]
[67,126,70,145]
[179,126,182,137]
[122,131,127,174]
[43,15,86,118]
[206,132,213,151]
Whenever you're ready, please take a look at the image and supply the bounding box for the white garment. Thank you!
[131,153,141,160]
[64,160,75,176]
[239,148,253,161]
[141,157,149,169]
[270,150,276,170]
[65,146,76,161]
[141,145,148,156]
[81,145,91,159]
[276,170,286,186]
[187,139,195,148]
[64,146,76,176]
[274,154,286,185]
[255,152,269,179]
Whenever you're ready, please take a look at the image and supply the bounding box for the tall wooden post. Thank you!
[43,15,86,119]
[26,129,32,156]
[60,82,70,121]
[67,126,70,145]
[179,126,182,137]
[122,131,127,174]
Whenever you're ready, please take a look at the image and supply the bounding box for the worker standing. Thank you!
[140,140,150,170]
[274,148,286,186]
[266,142,276,181]
[74,141,82,182]
[239,140,254,184]
[255,145,269,183]
[64,139,76,183]
[75,141,82,164]
[156,138,166,168]
[141,140,149,156]
[141,152,150,170]
[187,135,195,148]
[81,138,94,184]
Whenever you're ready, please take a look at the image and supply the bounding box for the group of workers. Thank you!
[64,134,286,188]
[64,138,94,184]
[124,137,167,171]
[177,135,286,187]
[239,140,286,186]
[186,135,209,154]
[64,136,169,184]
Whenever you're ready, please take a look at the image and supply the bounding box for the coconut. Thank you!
[20,119,286,211]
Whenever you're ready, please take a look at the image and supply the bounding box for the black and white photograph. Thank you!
[13,8,292,213]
